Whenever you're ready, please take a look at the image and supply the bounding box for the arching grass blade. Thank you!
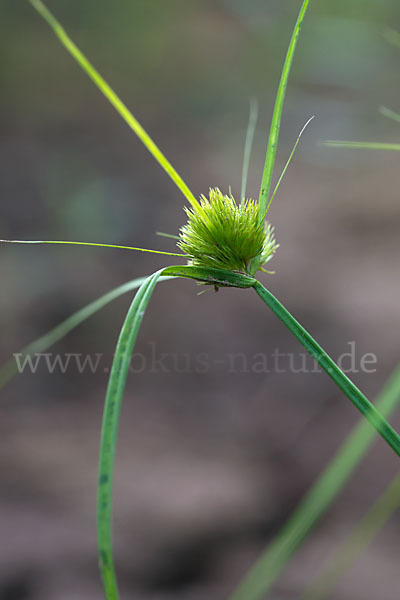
[97,270,163,599]
[0,265,254,392]
[96,264,255,599]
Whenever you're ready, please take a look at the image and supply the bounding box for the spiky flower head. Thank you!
[178,188,278,275]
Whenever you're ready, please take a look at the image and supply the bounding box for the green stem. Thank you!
[253,281,400,457]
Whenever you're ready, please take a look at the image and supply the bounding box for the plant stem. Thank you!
[253,281,400,457]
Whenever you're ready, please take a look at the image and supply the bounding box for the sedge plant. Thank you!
[2,1,400,599]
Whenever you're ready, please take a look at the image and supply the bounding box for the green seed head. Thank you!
[178,188,278,275]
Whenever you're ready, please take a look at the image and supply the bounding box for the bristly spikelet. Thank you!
[178,188,278,274]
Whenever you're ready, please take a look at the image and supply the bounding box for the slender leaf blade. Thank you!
[264,115,314,217]
[28,0,200,210]
[97,270,163,599]
[241,98,258,203]
[0,275,173,390]
[0,265,255,391]
[258,0,310,219]
[0,238,184,257]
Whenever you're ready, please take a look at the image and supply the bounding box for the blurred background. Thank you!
[1,1,400,598]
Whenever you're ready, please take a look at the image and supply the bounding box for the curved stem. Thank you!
[97,266,255,599]
[253,280,400,457]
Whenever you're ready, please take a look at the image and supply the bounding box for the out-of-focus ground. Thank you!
[1,1,400,598]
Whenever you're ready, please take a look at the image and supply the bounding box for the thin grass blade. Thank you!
[232,365,400,600]
[0,265,254,391]
[258,0,310,219]
[0,239,184,257]
[241,98,258,203]
[263,115,314,218]
[28,0,200,210]
[0,275,173,390]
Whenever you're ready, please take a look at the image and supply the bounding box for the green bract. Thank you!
[178,188,278,275]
